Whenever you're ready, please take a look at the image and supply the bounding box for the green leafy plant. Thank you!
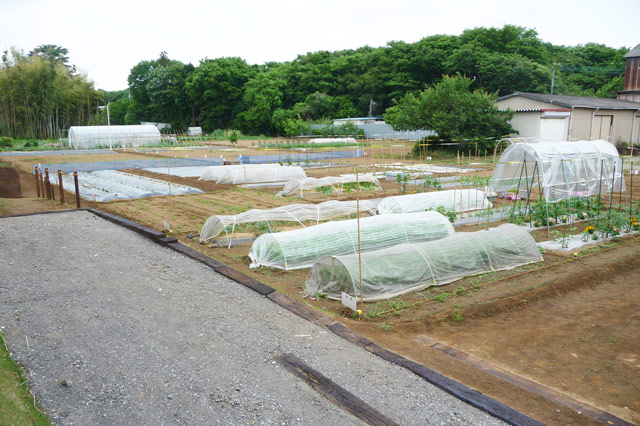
[376,322,391,331]
[451,311,464,321]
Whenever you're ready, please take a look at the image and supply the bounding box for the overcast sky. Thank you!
[1,0,639,91]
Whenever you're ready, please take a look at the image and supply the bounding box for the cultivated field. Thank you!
[2,140,639,425]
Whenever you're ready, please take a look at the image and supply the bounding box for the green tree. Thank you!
[236,72,285,135]
[0,47,101,139]
[185,57,255,130]
[385,75,514,152]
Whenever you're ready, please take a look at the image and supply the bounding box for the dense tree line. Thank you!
[1,26,629,139]
[0,45,102,139]
[112,25,626,136]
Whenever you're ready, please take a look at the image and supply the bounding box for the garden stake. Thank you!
[596,159,604,231]
[510,157,526,221]
[34,167,41,198]
[630,160,634,222]
[74,172,81,208]
[44,168,51,200]
[525,161,539,229]
[40,170,45,197]
[355,164,364,315]
[58,170,64,204]
[608,162,616,221]
[618,158,623,211]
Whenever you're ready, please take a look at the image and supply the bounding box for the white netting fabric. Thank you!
[51,170,203,201]
[201,165,306,184]
[308,138,357,144]
[199,199,378,242]
[377,189,491,214]
[304,224,542,301]
[248,211,454,270]
[488,140,625,202]
[198,164,282,182]
[277,174,382,197]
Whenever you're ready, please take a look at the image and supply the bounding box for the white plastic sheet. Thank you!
[488,140,624,202]
[199,164,281,181]
[199,199,378,243]
[51,170,203,202]
[199,164,306,184]
[277,174,382,197]
[308,137,357,144]
[304,224,542,301]
[377,189,491,214]
[248,211,454,270]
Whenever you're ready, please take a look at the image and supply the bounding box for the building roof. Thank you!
[625,44,640,58]
[497,92,640,110]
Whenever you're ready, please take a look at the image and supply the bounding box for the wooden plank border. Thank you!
[276,353,400,426]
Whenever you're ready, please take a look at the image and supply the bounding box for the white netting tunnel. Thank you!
[199,199,378,243]
[199,164,282,181]
[68,125,161,149]
[488,140,625,203]
[377,189,491,214]
[308,137,357,144]
[248,211,454,270]
[200,165,306,184]
[277,174,382,197]
[51,170,203,201]
[304,224,542,301]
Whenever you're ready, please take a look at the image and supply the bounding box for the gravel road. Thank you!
[0,211,505,425]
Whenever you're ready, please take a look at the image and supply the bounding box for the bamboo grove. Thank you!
[0,48,102,139]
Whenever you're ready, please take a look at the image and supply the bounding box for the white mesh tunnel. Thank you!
[209,165,306,184]
[488,140,624,203]
[377,189,491,214]
[68,125,161,149]
[277,174,382,197]
[199,164,282,181]
[304,224,542,301]
[199,199,378,243]
[248,211,454,270]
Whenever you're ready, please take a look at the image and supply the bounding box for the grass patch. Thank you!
[0,333,51,425]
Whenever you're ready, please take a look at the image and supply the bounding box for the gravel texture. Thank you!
[0,210,505,425]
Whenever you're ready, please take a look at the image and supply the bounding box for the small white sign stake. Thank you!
[341,292,357,312]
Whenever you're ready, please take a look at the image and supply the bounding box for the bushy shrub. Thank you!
[0,136,14,148]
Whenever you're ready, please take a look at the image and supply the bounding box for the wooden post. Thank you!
[35,167,41,198]
[44,169,51,200]
[58,170,64,204]
[74,172,81,208]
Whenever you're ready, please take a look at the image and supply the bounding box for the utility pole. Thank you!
[550,63,556,94]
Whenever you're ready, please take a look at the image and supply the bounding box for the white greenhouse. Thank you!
[488,140,624,203]
[68,125,161,149]
[304,224,542,301]
[199,199,378,243]
[248,211,455,270]
[377,189,491,214]
[277,174,382,197]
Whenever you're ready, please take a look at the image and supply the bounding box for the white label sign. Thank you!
[341,292,357,311]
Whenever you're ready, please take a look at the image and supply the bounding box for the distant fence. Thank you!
[310,122,434,141]
[238,150,363,164]
[33,150,364,173]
